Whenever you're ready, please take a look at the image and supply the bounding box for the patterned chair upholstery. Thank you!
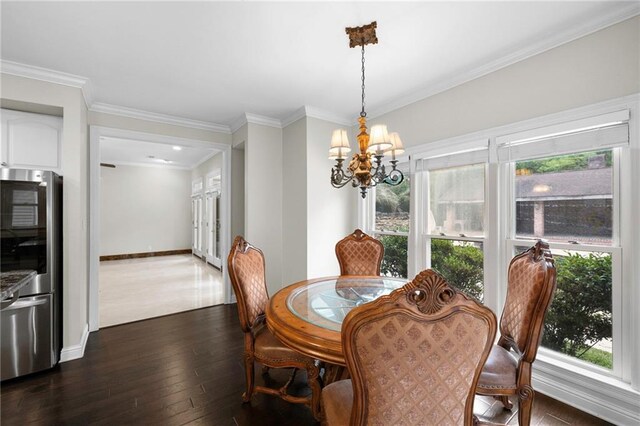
[476,240,557,426]
[322,269,497,426]
[227,236,322,419]
[335,229,384,276]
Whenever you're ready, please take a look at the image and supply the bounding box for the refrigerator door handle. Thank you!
[0,293,19,310]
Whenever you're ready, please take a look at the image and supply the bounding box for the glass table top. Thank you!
[286,277,407,332]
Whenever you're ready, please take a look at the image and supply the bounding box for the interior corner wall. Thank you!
[369,15,640,148]
[1,73,89,351]
[306,117,355,277]
[282,118,308,284]
[100,165,192,256]
[231,124,247,247]
[244,123,283,295]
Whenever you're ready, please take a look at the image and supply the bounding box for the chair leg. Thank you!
[279,368,298,395]
[493,395,513,410]
[517,386,535,426]
[242,354,255,403]
[307,366,323,421]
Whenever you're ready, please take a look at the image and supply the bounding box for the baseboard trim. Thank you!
[100,249,192,261]
[60,324,89,362]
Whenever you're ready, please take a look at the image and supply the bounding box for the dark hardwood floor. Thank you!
[1,305,611,425]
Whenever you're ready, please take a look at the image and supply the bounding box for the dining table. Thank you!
[266,275,407,382]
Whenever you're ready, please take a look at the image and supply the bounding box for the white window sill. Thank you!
[532,353,640,425]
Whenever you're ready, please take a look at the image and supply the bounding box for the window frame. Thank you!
[422,162,489,304]
[363,161,411,278]
[357,96,639,403]
[502,136,626,379]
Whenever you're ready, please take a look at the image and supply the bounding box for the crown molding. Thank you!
[1,60,94,107]
[230,112,282,133]
[367,2,640,120]
[103,160,192,171]
[229,114,248,134]
[281,106,352,128]
[245,113,282,129]
[280,107,306,128]
[90,102,231,134]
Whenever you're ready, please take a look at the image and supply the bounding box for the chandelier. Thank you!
[329,21,404,198]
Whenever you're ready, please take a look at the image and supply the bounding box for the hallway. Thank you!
[99,254,224,327]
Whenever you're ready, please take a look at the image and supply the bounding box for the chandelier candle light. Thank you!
[329,21,405,198]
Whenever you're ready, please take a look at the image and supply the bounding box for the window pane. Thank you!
[431,239,484,302]
[514,246,613,370]
[428,164,484,237]
[515,150,612,245]
[375,176,410,233]
[377,234,408,279]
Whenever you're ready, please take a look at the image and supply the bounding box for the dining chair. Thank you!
[335,229,384,276]
[322,269,497,426]
[475,240,557,426]
[227,236,322,420]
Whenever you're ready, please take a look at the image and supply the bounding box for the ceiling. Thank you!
[1,2,638,127]
[100,136,218,169]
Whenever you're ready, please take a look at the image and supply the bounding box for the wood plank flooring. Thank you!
[1,305,612,425]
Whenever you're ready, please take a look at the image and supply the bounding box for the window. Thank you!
[498,110,631,378]
[371,164,410,278]
[509,150,618,371]
[426,163,486,302]
[360,107,635,393]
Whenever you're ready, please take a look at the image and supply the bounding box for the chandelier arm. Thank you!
[330,159,356,188]
[383,167,405,186]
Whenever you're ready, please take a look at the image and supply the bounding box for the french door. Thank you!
[192,195,203,256]
[205,191,221,268]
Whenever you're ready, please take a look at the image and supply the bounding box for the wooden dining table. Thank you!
[266,275,407,380]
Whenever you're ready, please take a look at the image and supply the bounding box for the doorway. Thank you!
[89,126,232,331]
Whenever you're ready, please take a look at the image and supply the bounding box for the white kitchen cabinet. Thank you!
[1,109,62,173]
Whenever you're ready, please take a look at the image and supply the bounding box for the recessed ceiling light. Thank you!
[172,146,182,151]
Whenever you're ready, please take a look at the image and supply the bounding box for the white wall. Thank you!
[306,117,355,277]
[191,151,222,182]
[231,145,245,243]
[282,118,307,284]
[1,73,89,353]
[244,123,283,294]
[368,16,640,148]
[100,165,192,255]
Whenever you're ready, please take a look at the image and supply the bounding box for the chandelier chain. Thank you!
[360,42,366,117]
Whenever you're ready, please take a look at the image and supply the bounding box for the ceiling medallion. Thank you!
[329,21,404,199]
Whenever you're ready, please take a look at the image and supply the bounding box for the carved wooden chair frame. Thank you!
[335,228,384,276]
[227,236,322,419]
[341,269,497,426]
[476,240,557,426]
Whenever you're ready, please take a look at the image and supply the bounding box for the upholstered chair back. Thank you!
[499,240,556,362]
[342,269,496,426]
[335,229,384,276]
[228,236,270,333]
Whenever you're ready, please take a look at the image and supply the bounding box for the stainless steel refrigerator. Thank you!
[1,169,62,381]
